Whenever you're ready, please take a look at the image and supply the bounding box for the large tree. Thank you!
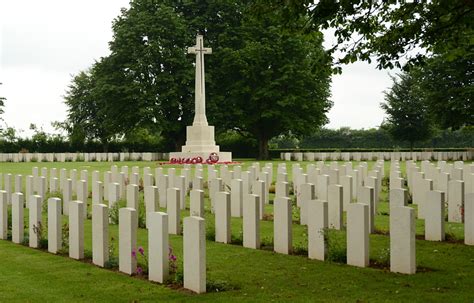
[255,0,473,70]
[64,58,121,152]
[381,72,433,149]
[213,9,332,159]
[418,51,473,129]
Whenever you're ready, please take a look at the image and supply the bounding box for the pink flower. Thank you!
[137,267,143,274]
[170,255,177,262]
[138,247,144,255]
[131,250,136,258]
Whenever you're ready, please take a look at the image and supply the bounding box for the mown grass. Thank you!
[0,160,473,302]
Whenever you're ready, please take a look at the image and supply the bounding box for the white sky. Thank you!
[0,0,393,137]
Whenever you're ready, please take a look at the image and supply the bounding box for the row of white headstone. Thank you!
[0,152,165,163]
[0,188,206,294]
[391,160,474,244]
[282,151,472,162]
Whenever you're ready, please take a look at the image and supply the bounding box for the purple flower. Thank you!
[137,267,143,274]
[132,250,137,258]
[170,255,177,262]
[138,247,144,255]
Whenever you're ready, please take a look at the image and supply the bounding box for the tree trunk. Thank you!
[258,136,270,160]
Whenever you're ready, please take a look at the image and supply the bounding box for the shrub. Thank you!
[109,200,127,225]
[324,229,347,263]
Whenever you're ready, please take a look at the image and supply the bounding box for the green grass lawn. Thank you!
[0,160,473,302]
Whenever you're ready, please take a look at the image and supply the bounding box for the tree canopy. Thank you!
[0,82,5,117]
[255,0,473,71]
[381,72,433,149]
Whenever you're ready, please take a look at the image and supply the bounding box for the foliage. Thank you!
[255,1,473,71]
[132,246,148,275]
[324,229,347,264]
[109,200,126,225]
[104,236,119,269]
[32,221,48,250]
[0,82,5,119]
[381,72,433,149]
[417,52,474,130]
[215,7,332,159]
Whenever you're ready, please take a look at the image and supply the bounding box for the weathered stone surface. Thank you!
[11,193,24,244]
[274,197,292,255]
[448,180,464,223]
[149,212,169,283]
[465,193,474,245]
[357,186,375,233]
[390,206,416,274]
[92,204,109,267]
[119,207,138,275]
[29,195,42,247]
[252,180,266,220]
[308,200,328,260]
[190,189,205,217]
[231,179,243,217]
[299,183,315,226]
[215,192,231,244]
[328,184,343,230]
[425,191,445,241]
[167,188,181,235]
[243,194,260,249]
[48,198,62,254]
[347,203,369,267]
[69,201,85,259]
[340,175,353,211]
[0,191,7,239]
[183,216,206,294]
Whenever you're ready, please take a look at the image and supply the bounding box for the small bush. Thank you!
[324,229,347,263]
[206,218,216,241]
[109,200,127,225]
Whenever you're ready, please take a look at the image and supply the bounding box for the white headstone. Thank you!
[274,197,292,254]
[390,206,416,274]
[29,195,42,248]
[328,184,343,230]
[190,189,205,217]
[465,193,474,245]
[308,200,328,260]
[48,198,62,254]
[167,188,181,235]
[11,193,24,244]
[183,216,206,294]
[215,192,231,244]
[243,194,260,249]
[69,201,85,259]
[347,203,369,267]
[92,204,109,267]
[425,190,445,241]
[149,212,169,283]
[0,191,8,239]
[119,207,138,275]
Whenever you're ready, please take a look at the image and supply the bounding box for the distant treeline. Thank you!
[0,127,472,158]
[270,127,474,150]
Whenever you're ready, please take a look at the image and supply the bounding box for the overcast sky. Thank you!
[0,0,394,137]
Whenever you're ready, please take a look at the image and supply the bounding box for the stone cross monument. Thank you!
[169,34,232,163]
